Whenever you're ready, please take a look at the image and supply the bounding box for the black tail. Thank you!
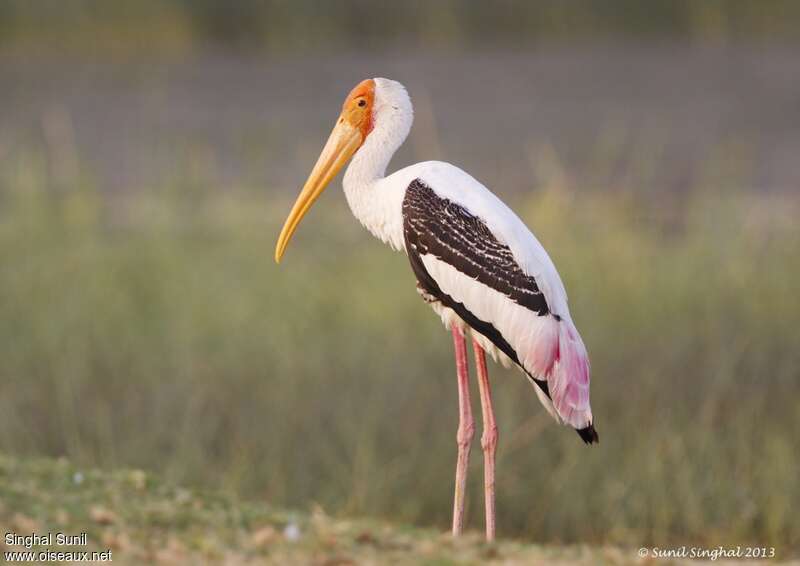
[577,423,599,444]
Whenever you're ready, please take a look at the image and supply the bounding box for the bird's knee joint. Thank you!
[457,422,475,447]
[481,424,498,452]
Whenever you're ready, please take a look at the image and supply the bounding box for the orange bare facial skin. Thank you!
[341,79,375,142]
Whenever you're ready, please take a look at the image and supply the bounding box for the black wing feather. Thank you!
[402,179,550,316]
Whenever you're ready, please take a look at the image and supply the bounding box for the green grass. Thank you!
[3,454,641,565]
[0,157,798,553]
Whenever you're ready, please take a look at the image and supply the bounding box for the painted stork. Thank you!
[275,78,597,541]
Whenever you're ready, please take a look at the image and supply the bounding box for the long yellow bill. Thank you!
[275,120,363,262]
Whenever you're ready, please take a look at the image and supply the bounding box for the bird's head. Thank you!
[274,79,376,263]
[274,78,411,263]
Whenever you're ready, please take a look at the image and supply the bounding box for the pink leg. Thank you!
[472,338,498,542]
[451,325,474,537]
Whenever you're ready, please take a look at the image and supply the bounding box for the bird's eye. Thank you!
[358,99,366,107]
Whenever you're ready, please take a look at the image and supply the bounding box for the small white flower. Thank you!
[283,522,301,542]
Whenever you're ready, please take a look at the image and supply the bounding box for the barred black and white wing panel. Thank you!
[402,177,595,440]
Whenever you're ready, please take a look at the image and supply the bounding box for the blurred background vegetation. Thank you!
[0,0,798,553]
[1,0,800,54]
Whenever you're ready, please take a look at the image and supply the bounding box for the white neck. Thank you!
[342,78,413,248]
[342,125,401,188]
